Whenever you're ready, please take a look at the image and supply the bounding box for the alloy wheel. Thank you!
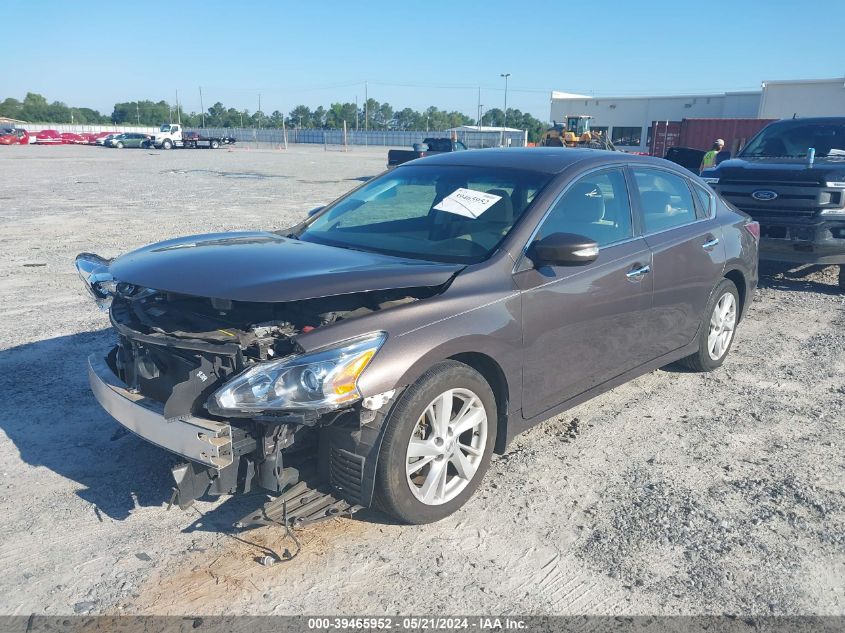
[405,388,488,506]
[707,292,736,360]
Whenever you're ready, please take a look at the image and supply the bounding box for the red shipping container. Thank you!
[649,120,681,157]
[649,118,776,157]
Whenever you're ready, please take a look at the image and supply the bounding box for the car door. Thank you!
[515,167,654,420]
[630,166,726,357]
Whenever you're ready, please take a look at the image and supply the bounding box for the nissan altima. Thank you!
[76,148,759,526]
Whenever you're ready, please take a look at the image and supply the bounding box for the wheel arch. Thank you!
[723,267,748,322]
[447,352,510,455]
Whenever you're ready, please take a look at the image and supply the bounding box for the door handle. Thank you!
[626,264,651,280]
[702,237,720,250]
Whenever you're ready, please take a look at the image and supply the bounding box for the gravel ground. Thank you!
[0,144,843,617]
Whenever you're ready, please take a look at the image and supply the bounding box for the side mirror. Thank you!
[307,206,325,217]
[528,232,599,267]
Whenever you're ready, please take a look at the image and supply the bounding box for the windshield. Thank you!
[741,120,845,158]
[159,124,172,132]
[296,164,553,264]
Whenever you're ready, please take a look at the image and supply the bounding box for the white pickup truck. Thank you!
[153,124,236,150]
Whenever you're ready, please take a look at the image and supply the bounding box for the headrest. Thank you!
[640,190,672,214]
[483,188,514,224]
[567,182,605,223]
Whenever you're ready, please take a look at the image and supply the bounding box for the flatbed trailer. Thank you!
[152,124,236,150]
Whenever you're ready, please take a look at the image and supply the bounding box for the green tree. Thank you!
[0,91,547,137]
[312,106,327,128]
[112,100,171,126]
[288,105,313,128]
[0,97,22,120]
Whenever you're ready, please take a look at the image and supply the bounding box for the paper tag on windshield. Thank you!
[433,188,502,219]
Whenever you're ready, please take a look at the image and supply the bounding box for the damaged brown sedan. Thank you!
[77,148,759,526]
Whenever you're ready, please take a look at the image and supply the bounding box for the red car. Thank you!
[79,133,99,144]
[34,129,63,145]
[0,127,29,145]
[60,132,85,144]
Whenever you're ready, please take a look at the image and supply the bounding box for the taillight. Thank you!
[744,220,760,241]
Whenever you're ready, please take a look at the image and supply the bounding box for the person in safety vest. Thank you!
[700,139,725,173]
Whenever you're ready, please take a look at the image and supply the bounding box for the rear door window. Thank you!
[632,168,697,233]
[692,182,713,219]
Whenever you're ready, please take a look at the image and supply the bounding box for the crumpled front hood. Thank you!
[108,231,462,302]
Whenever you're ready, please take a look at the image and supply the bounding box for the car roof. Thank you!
[407,147,677,174]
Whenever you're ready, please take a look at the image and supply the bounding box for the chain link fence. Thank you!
[13,123,527,149]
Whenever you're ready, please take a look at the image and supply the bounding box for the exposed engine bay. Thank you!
[100,282,433,519]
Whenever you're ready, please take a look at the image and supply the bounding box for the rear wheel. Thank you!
[210,139,220,149]
[115,141,124,149]
[374,361,497,524]
[680,278,739,372]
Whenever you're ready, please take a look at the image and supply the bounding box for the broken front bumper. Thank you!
[87,354,234,469]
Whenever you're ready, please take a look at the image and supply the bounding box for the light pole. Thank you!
[500,73,510,146]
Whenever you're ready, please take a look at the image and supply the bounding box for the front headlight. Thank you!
[820,208,845,216]
[210,332,386,414]
[75,252,115,311]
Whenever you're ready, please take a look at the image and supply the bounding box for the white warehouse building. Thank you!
[549,90,761,152]
[757,77,845,119]
[549,77,845,153]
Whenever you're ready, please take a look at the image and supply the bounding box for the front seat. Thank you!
[428,179,468,240]
[760,137,788,156]
[480,188,514,228]
[561,181,618,244]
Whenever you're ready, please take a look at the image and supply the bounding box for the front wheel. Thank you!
[680,278,739,372]
[374,360,497,524]
[115,141,124,149]
[162,139,172,150]
[210,139,220,149]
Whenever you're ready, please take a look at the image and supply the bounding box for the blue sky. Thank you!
[3,0,844,120]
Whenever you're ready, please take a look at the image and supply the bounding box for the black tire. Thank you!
[115,141,124,149]
[162,139,172,150]
[680,278,740,372]
[839,265,845,291]
[374,360,497,524]
[210,139,220,149]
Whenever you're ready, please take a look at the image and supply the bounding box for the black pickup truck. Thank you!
[703,117,845,289]
[387,137,468,168]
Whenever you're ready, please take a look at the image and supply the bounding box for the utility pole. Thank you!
[477,86,481,126]
[355,96,359,131]
[258,93,261,129]
[499,73,510,146]
[364,81,368,132]
[175,89,181,125]
[199,86,205,128]
[136,103,140,125]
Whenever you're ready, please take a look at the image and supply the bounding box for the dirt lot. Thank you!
[0,144,843,617]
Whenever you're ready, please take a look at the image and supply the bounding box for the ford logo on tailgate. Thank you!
[752,190,778,201]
